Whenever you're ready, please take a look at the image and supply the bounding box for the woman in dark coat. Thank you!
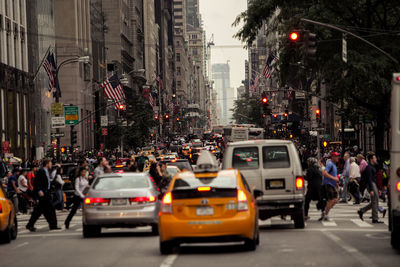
[304,157,323,220]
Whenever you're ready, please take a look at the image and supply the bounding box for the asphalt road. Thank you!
[1,203,399,267]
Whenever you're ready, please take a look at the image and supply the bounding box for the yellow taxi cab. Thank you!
[0,187,18,243]
[158,151,261,254]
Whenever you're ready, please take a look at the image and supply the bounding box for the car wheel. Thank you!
[255,228,260,246]
[160,240,176,255]
[11,215,17,240]
[294,208,305,229]
[151,224,159,235]
[82,225,101,238]
[391,231,400,250]
[0,225,12,244]
[243,238,256,251]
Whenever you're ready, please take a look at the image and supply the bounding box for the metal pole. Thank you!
[317,130,321,159]
[300,18,399,66]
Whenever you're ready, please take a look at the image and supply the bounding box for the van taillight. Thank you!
[0,203,2,213]
[296,177,304,190]
[396,181,400,192]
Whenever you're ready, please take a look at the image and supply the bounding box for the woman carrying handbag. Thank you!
[65,167,89,229]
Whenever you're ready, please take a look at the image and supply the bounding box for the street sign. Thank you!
[64,106,79,125]
[295,91,306,99]
[102,128,108,136]
[51,116,66,128]
[2,141,10,153]
[342,36,347,63]
[51,103,64,116]
[100,115,108,127]
[51,133,65,138]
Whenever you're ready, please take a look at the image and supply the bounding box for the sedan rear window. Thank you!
[232,147,259,169]
[263,146,290,169]
[93,175,149,190]
[173,176,237,189]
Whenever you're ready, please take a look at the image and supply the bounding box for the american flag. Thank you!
[262,54,277,79]
[250,76,259,94]
[100,74,126,109]
[43,52,58,92]
[149,92,156,107]
[156,76,164,90]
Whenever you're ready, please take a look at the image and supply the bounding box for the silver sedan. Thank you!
[82,173,160,237]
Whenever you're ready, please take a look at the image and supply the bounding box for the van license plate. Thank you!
[266,179,285,189]
[196,206,214,216]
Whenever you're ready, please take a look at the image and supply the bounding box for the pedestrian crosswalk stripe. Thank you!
[75,228,82,232]
[351,219,373,227]
[321,220,337,227]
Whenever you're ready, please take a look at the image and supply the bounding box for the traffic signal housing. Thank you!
[303,30,317,62]
[71,130,77,146]
[164,114,170,121]
[118,104,125,110]
[289,30,302,47]
[315,109,321,123]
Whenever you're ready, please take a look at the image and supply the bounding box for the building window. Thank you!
[176,53,180,62]
[12,0,16,20]
[177,66,181,75]
[5,0,9,16]
[19,0,23,24]
[14,36,18,68]
[1,89,5,142]
[177,81,181,87]
[6,33,10,65]
[16,93,20,148]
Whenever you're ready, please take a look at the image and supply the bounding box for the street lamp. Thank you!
[54,55,91,162]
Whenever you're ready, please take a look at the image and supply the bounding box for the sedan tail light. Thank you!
[296,176,304,190]
[129,196,156,204]
[84,197,110,206]
[237,189,248,211]
[161,192,173,214]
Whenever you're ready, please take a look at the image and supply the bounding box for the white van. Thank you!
[222,140,305,228]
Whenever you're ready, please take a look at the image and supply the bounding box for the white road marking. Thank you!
[160,254,178,267]
[351,219,373,227]
[13,242,29,249]
[258,219,271,226]
[322,231,378,267]
[321,220,337,227]
[75,228,82,232]
[19,230,29,234]
[18,233,82,238]
[36,225,47,230]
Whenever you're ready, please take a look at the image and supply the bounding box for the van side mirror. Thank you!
[253,189,263,199]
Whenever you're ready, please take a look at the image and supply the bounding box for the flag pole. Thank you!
[33,45,52,81]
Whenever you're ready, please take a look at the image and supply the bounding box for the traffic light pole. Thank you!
[300,18,399,67]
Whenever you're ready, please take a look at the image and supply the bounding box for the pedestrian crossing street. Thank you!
[259,202,389,230]
[16,202,389,238]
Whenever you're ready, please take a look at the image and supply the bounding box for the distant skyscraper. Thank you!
[212,63,233,125]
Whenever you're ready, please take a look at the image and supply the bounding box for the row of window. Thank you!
[2,0,24,25]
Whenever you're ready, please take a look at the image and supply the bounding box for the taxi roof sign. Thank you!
[194,151,219,173]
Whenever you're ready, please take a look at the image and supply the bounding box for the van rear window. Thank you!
[263,146,290,168]
[232,147,259,169]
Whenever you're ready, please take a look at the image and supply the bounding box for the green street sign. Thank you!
[64,106,79,125]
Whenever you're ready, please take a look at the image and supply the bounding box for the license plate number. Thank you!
[270,180,283,188]
[112,198,127,205]
[196,206,214,216]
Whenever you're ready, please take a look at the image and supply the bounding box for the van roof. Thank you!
[227,139,293,146]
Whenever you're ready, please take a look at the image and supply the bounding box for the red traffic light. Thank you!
[284,113,288,117]
[176,117,180,121]
[315,109,321,115]
[262,97,268,103]
[273,114,277,118]
[118,104,125,110]
[154,115,159,120]
[397,76,400,81]
[290,32,299,41]
[165,114,169,119]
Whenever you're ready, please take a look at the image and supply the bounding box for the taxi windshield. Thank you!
[173,176,237,190]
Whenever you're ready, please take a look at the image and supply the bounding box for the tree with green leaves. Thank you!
[231,96,265,127]
[234,0,400,152]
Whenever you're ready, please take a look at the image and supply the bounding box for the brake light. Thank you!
[237,189,248,211]
[129,196,156,203]
[0,203,2,213]
[171,159,177,163]
[397,181,400,192]
[197,186,211,192]
[115,170,124,174]
[84,197,110,206]
[296,176,304,190]
[161,192,173,214]
[115,165,124,168]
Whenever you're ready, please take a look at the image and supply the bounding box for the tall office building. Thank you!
[212,63,233,125]
[1,0,33,158]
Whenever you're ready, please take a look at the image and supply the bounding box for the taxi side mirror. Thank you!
[253,189,263,199]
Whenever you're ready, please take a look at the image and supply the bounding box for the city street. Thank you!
[1,203,397,267]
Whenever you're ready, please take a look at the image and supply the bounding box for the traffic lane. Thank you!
[174,229,360,267]
[0,230,165,267]
[334,230,400,266]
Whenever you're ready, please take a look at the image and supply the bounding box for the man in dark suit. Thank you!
[26,159,61,231]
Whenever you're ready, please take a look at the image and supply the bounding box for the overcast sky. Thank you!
[200,0,248,94]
